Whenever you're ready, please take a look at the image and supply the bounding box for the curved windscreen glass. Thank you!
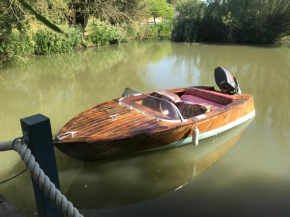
[119,88,184,122]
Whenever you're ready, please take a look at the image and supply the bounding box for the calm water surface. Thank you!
[0,42,290,217]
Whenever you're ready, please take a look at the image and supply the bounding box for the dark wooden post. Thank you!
[20,114,63,217]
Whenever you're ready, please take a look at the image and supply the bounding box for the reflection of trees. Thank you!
[145,42,173,64]
[0,43,172,138]
[170,44,290,147]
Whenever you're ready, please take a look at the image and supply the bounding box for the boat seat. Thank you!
[150,91,181,104]
[180,87,236,107]
[150,90,210,118]
[175,101,208,118]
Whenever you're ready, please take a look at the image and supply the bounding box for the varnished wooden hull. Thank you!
[54,87,255,161]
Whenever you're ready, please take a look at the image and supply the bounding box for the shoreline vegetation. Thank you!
[172,0,290,45]
[0,0,174,64]
[1,0,290,65]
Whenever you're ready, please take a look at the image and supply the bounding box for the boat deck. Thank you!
[59,101,170,141]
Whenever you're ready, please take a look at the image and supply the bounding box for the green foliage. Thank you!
[89,21,126,46]
[34,27,82,55]
[281,36,290,46]
[166,0,178,5]
[0,32,33,60]
[122,22,146,40]
[0,15,12,44]
[17,0,63,33]
[148,0,175,20]
[0,1,27,39]
[172,0,290,44]
[68,0,151,31]
[0,0,173,62]
[145,21,173,40]
[172,0,204,42]
[65,27,83,48]
[0,5,32,61]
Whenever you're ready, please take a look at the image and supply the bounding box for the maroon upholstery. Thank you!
[150,89,224,118]
[176,101,208,118]
[150,91,180,104]
[181,87,236,106]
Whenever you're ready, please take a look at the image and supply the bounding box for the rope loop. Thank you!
[12,137,23,149]
[0,138,84,217]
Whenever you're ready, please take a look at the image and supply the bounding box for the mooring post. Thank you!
[20,114,63,217]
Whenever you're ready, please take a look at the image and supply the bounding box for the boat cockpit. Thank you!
[119,87,237,123]
[118,66,241,123]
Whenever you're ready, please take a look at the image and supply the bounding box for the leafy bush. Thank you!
[65,27,83,48]
[0,32,33,60]
[0,15,12,43]
[89,21,125,46]
[34,27,82,55]
[120,22,146,40]
[145,21,173,40]
[0,11,33,61]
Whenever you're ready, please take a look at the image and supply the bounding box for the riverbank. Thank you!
[0,20,128,63]
[0,0,175,65]
[0,20,173,66]
[2,0,290,66]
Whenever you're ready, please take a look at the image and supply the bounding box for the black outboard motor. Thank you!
[214,66,241,95]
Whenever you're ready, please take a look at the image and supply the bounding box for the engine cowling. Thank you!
[214,66,241,95]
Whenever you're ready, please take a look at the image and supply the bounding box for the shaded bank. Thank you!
[172,0,290,44]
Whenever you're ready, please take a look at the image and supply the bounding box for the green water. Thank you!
[1,42,290,217]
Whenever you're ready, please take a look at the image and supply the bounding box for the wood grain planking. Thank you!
[68,106,135,133]
[76,111,154,137]
[100,119,159,135]
[81,112,158,137]
[69,109,131,131]
[96,120,161,136]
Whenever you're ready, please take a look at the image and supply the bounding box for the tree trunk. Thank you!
[69,1,89,31]
[69,0,89,46]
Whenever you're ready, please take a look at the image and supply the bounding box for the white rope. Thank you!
[0,139,83,217]
[0,140,14,151]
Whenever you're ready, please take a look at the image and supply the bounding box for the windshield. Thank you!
[119,88,185,122]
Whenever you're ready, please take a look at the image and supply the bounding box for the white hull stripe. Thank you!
[147,110,256,151]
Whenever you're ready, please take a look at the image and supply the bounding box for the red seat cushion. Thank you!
[180,87,236,106]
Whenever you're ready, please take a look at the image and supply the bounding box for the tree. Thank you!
[0,0,27,38]
[172,0,290,43]
[148,0,174,23]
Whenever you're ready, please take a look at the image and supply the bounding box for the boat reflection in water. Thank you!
[64,119,252,210]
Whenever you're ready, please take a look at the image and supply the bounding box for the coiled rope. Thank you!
[0,139,83,217]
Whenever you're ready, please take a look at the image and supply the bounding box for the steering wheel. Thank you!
[159,101,171,116]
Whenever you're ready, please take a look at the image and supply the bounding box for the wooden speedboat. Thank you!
[54,67,255,161]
